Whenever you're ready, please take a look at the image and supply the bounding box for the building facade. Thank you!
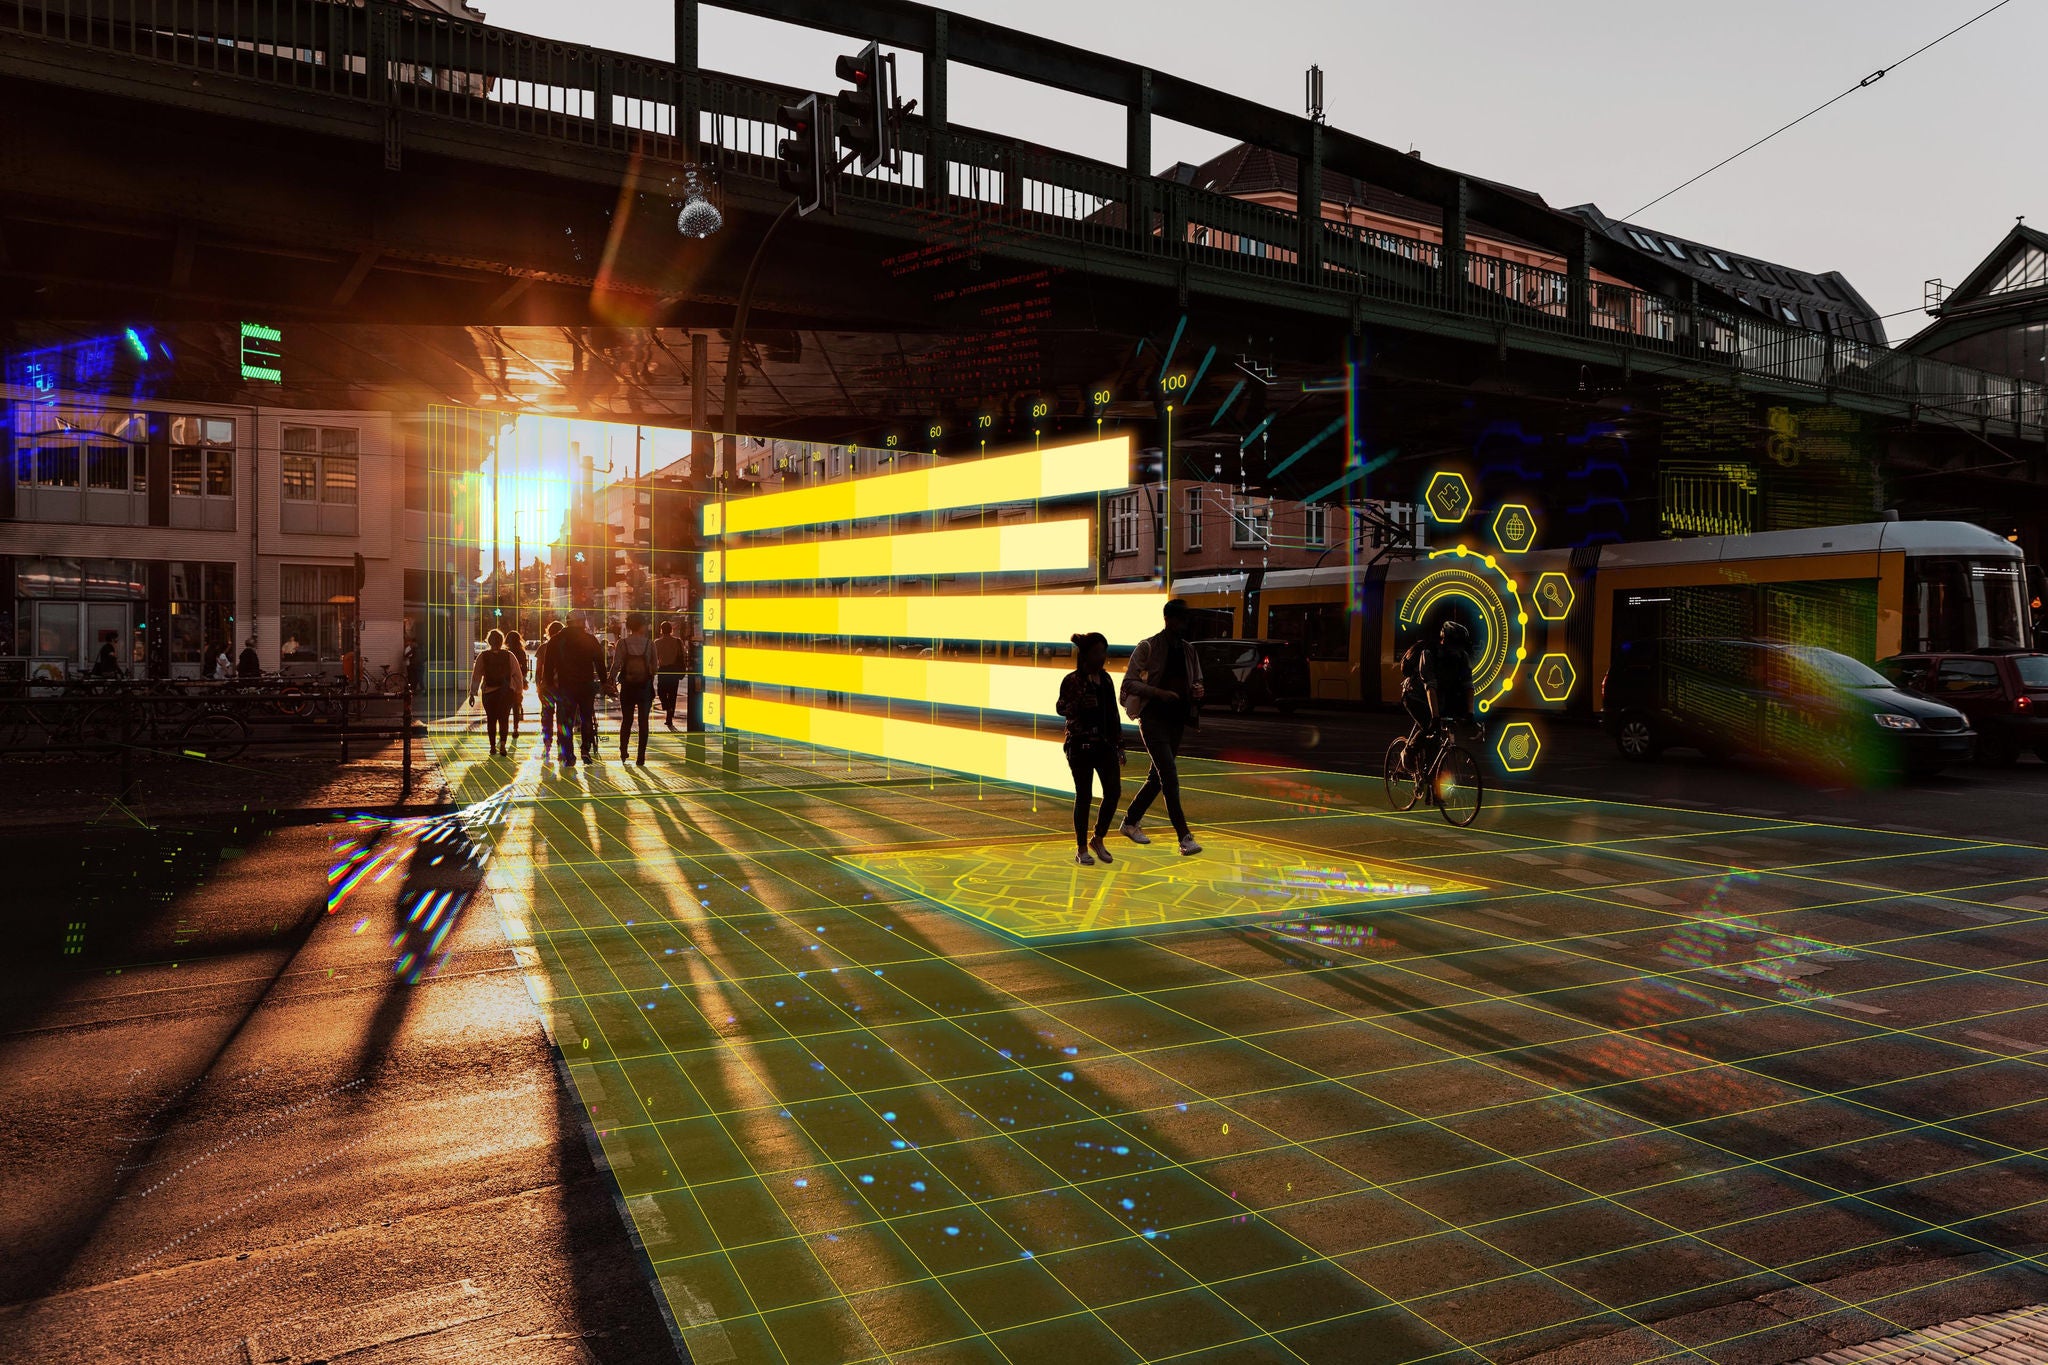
[5,385,462,683]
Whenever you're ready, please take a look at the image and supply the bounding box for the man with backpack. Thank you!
[533,619,563,752]
[613,614,657,766]
[543,612,605,767]
[653,620,687,731]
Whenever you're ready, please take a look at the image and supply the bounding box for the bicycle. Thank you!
[1383,717,1486,827]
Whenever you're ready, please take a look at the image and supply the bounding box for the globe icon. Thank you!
[677,198,723,239]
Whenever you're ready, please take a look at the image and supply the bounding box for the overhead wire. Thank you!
[1625,0,2016,220]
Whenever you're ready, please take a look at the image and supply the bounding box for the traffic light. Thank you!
[835,41,889,173]
[776,93,826,217]
[601,522,628,590]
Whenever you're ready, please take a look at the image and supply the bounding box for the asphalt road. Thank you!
[1184,706,2048,847]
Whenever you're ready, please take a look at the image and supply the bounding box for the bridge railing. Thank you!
[4,0,2044,437]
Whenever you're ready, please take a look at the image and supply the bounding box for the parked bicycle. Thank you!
[1384,717,1486,827]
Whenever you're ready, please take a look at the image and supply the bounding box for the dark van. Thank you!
[1603,638,1974,780]
[1879,651,2048,765]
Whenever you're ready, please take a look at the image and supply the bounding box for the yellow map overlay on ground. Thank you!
[843,835,1481,940]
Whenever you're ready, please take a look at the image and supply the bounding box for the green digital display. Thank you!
[239,321,282,383]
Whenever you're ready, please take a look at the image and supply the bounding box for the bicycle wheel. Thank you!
[270,686,313,720]
[1383,736,1418,811]
[75,701,133,754]
[179,712,249,762]
[1435,744,1484,827]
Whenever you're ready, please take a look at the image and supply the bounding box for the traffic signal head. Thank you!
[835,41,889,173]
[776,93,825,216]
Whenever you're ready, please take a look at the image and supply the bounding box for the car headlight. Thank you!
[1873,713,1922,731]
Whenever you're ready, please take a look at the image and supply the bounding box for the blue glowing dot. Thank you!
[774,1001,785,1008]
[998,1050,1012,1060]
[696,883,707,890]
[873,969,884,976]
[881,1111,897,1122]
[1058,1071,1075,1083]
[643,1003,655,1010]
[794,1178,808,1188]
[810,1061,825,1071]
[1120,1199,1135,1210]
[943,1226,960,1236]
[1177,1103,1188,1112]
[664,948,674,955]
[859,1174,874,1184]
[1063,1046,1078,1056]
[797,971,807,979]
[1143,1229,1158,1239]
[1113,1145,1130,1155]
[1021,1249,1033,1258]
[891,1139,906,1149]
[910,1180,926,1192]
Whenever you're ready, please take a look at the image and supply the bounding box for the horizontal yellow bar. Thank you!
[707,519,1091,585]
[705,592,1168,646]
[704,434,1131,537]
[719,694,1073,791]
[709,645,1125,719]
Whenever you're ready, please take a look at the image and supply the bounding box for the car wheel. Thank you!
[1614,714,1661,762]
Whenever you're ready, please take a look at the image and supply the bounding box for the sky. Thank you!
[472,0,2041,343]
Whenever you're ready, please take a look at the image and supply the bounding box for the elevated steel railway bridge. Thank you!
[1,0,2044,523]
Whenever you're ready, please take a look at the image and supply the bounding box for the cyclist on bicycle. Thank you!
[1409,620,1476,776]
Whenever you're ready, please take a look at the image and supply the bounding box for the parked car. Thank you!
[1191,639,1310,715]
[1603,638,1975,780]
[1878,651,2048,765]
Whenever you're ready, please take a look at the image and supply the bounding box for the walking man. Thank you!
[544,612,605,768]
[653,620,686,730]
[534,620,563,753]
[614,613,656,766]
[1118,598,1205,856]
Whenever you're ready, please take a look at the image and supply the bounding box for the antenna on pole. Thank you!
[1306,64,1325,123]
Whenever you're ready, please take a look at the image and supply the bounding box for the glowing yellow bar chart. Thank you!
[718,694,1074,790]
[704,592,1168,646]
[703,434,1130,536]
[705,519,1090,585]
[708,644,1125,718]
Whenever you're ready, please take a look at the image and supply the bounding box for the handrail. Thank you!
[1,0,2042,439]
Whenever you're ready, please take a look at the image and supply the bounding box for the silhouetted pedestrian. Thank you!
[614,614,655,766]
[1118,598,1205,856]
[544,613,605,768]
[654,620,686,730]
[467,628,526,757]
[1057,631,1123,866]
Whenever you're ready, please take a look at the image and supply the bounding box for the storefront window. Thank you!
[166,561,236,664]
[280,564,354,662]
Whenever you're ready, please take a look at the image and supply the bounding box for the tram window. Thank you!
[1266,603,1348,660]
[1906,557,2029,653]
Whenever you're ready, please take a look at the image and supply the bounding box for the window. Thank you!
[1108,494,1140,556]
[1932,659,2000,695]
[280,563,356,663]
[1735,260,1757,279]
[1663,240,1689,261]
[166,561,236,665]
[85,446,131,491]
[1986,245,2048,297]
[1708,252,1731,271]
[1304,503,1328,547]
[170,416,235,499]
[1185,488,1204,551]
[1230,497,1270,548]
[1266,602,1349,661]
[32,446,80,487]
[282,425,361,534]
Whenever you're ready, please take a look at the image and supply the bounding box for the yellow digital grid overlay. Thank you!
[706,519,1091,585]
[705,434,1131,536]
[709,644,1124,718]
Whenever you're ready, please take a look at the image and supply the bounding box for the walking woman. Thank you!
[466,628,526,757]
[505,629,530,748]
[1056,631,1124,866]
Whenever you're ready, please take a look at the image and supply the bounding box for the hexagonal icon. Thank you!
[1490,502,1538,554]
[1423,471,1474,524]
[1532,571,1575,622]
[1533,653,1576,703]
[1495,720,1541,774]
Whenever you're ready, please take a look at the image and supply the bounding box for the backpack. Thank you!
[620,635,652,687]
[481,648,512,689]
[654,634,684,670]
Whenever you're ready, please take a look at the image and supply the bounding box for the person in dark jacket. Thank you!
[505,629,530,744]
[543,613,606,767]
[1056,631,1124,866]
[612,614,656,766]
[237,637,262,680]
[1117,599,1206,856]
[534,620,563,752]
[91,640,123,678]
